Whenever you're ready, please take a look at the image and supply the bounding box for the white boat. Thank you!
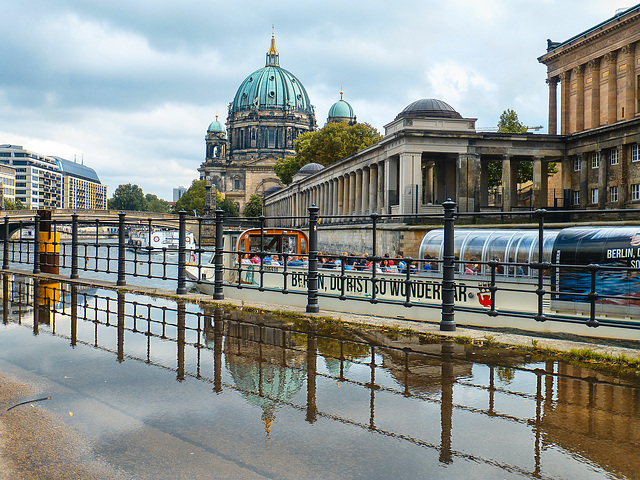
[128,229,196,252]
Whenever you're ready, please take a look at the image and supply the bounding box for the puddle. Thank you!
[0,274,638,479]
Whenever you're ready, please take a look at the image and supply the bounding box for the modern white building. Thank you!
[0,145,62,209]
[0,164,16,205]
[0,144,107,210]
[51,157,107,210]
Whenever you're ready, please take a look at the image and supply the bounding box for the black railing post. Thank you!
[3,217,9,269]
[440,199,456,331]
[117,212,126,286]
[213,208,224,300]
[307,205,319,313]
[535,209,547,322]
[33,214,41,274]
[176,210,187,295]
[70,213,79,279]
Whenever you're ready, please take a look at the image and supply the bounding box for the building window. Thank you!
[573,158,581,171]
[610,186,618,203]
[610,148,619,165]
[590,188,598,204]
[234,178,241,190]
[572,190,580,205]
[632,184,640,201]
[632,144,640,162]
[591,152,600,169]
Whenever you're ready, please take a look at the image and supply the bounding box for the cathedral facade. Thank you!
[199,33,317,213]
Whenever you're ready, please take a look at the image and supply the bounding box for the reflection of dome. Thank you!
[229,33,314,116]
[395,98,462,120]
[327,91,356,124]
[263,185,282,197]
[208,116,224,133]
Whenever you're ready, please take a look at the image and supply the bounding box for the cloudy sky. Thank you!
[0,0,625,200]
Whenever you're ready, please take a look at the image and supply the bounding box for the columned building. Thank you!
[539,5,640,209]
[199,32,317,213]
[265,99,565,220]
[266,5,640,219]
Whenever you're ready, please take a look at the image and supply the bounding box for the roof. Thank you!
[328,99,355,121]
[51,157,101,183]
[395,98,462,120]
[543,4,640,53]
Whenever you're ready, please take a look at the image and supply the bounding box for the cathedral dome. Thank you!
[327,91,356,124]
[395,98,462,120]
[229,34,314,116]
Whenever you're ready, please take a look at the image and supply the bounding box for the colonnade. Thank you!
[546,42,637,135]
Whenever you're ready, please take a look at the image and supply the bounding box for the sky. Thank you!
[0,0,626,201]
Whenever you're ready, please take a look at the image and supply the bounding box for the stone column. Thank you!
[362,167,370,214]
[343,174,350,216]
[532,157,548,209]
[456,154,481,212]
[329,179,335,218]
[547,77,558,135]
[377,161,385,214]
[355,169,363,215]
[588,59,601,129]
[369,164,378,213]
[479,158,488,207]
[598,151,606,209]
[574,66,585,132]
[337,176,344,217]
[398,153,421,214]
[349,171,356,217]
[501,155,517,211]
[623,43,636,120]
[560,71,570,135]
[605,51,618,125]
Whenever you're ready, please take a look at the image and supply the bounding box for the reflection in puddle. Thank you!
[1,274,639,479]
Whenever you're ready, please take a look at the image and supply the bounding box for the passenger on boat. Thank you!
[270,255,281,266]
[287,256,304,267]
[241,253,252,265]
[251,253,260,264]
[323,257,337,269]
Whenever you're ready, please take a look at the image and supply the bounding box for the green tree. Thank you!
[274,121,382,185]
[108,183,147,211]
[243,194,263,217]
[215,191,239,218]
[488,109,557,188]
[145,193,171,213]
[174,180,205,216]
[3,199,25,210]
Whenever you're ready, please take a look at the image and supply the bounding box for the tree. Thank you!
[174,180,205,216]
[3,199,26,210]
[108,183,147,211]
[243,194,263,217]
[274,121,382,185]
[497,109,527,134]
[488,109,557,188]
[216,191,239,218]
[145,193,171,213]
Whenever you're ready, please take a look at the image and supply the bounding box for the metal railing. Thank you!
[2,205,640,332]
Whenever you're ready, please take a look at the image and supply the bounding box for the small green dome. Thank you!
[208,118,224,133]
[327,91,356,124]
[328,100,354,119]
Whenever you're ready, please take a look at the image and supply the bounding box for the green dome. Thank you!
[328,99,354,120]
[230,65,314,115]
[207,118,224,133]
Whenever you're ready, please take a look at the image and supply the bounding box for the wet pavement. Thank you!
[0,274,639,479]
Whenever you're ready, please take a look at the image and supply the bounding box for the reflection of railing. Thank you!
[6,276,640,477]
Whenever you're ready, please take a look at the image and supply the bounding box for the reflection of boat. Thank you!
[127,229,196,252]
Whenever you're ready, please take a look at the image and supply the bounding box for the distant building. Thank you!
[173,186,187,203]
[0,144,62,209]
[51,157,107,210]
[0,164,16,204]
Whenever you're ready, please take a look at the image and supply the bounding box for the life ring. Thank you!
[153,235,160,242]
[190,252,196,262]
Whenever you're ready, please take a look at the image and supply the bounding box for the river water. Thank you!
[0,274,639,479]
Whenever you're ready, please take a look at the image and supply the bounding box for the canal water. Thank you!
[1,275,639,479]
